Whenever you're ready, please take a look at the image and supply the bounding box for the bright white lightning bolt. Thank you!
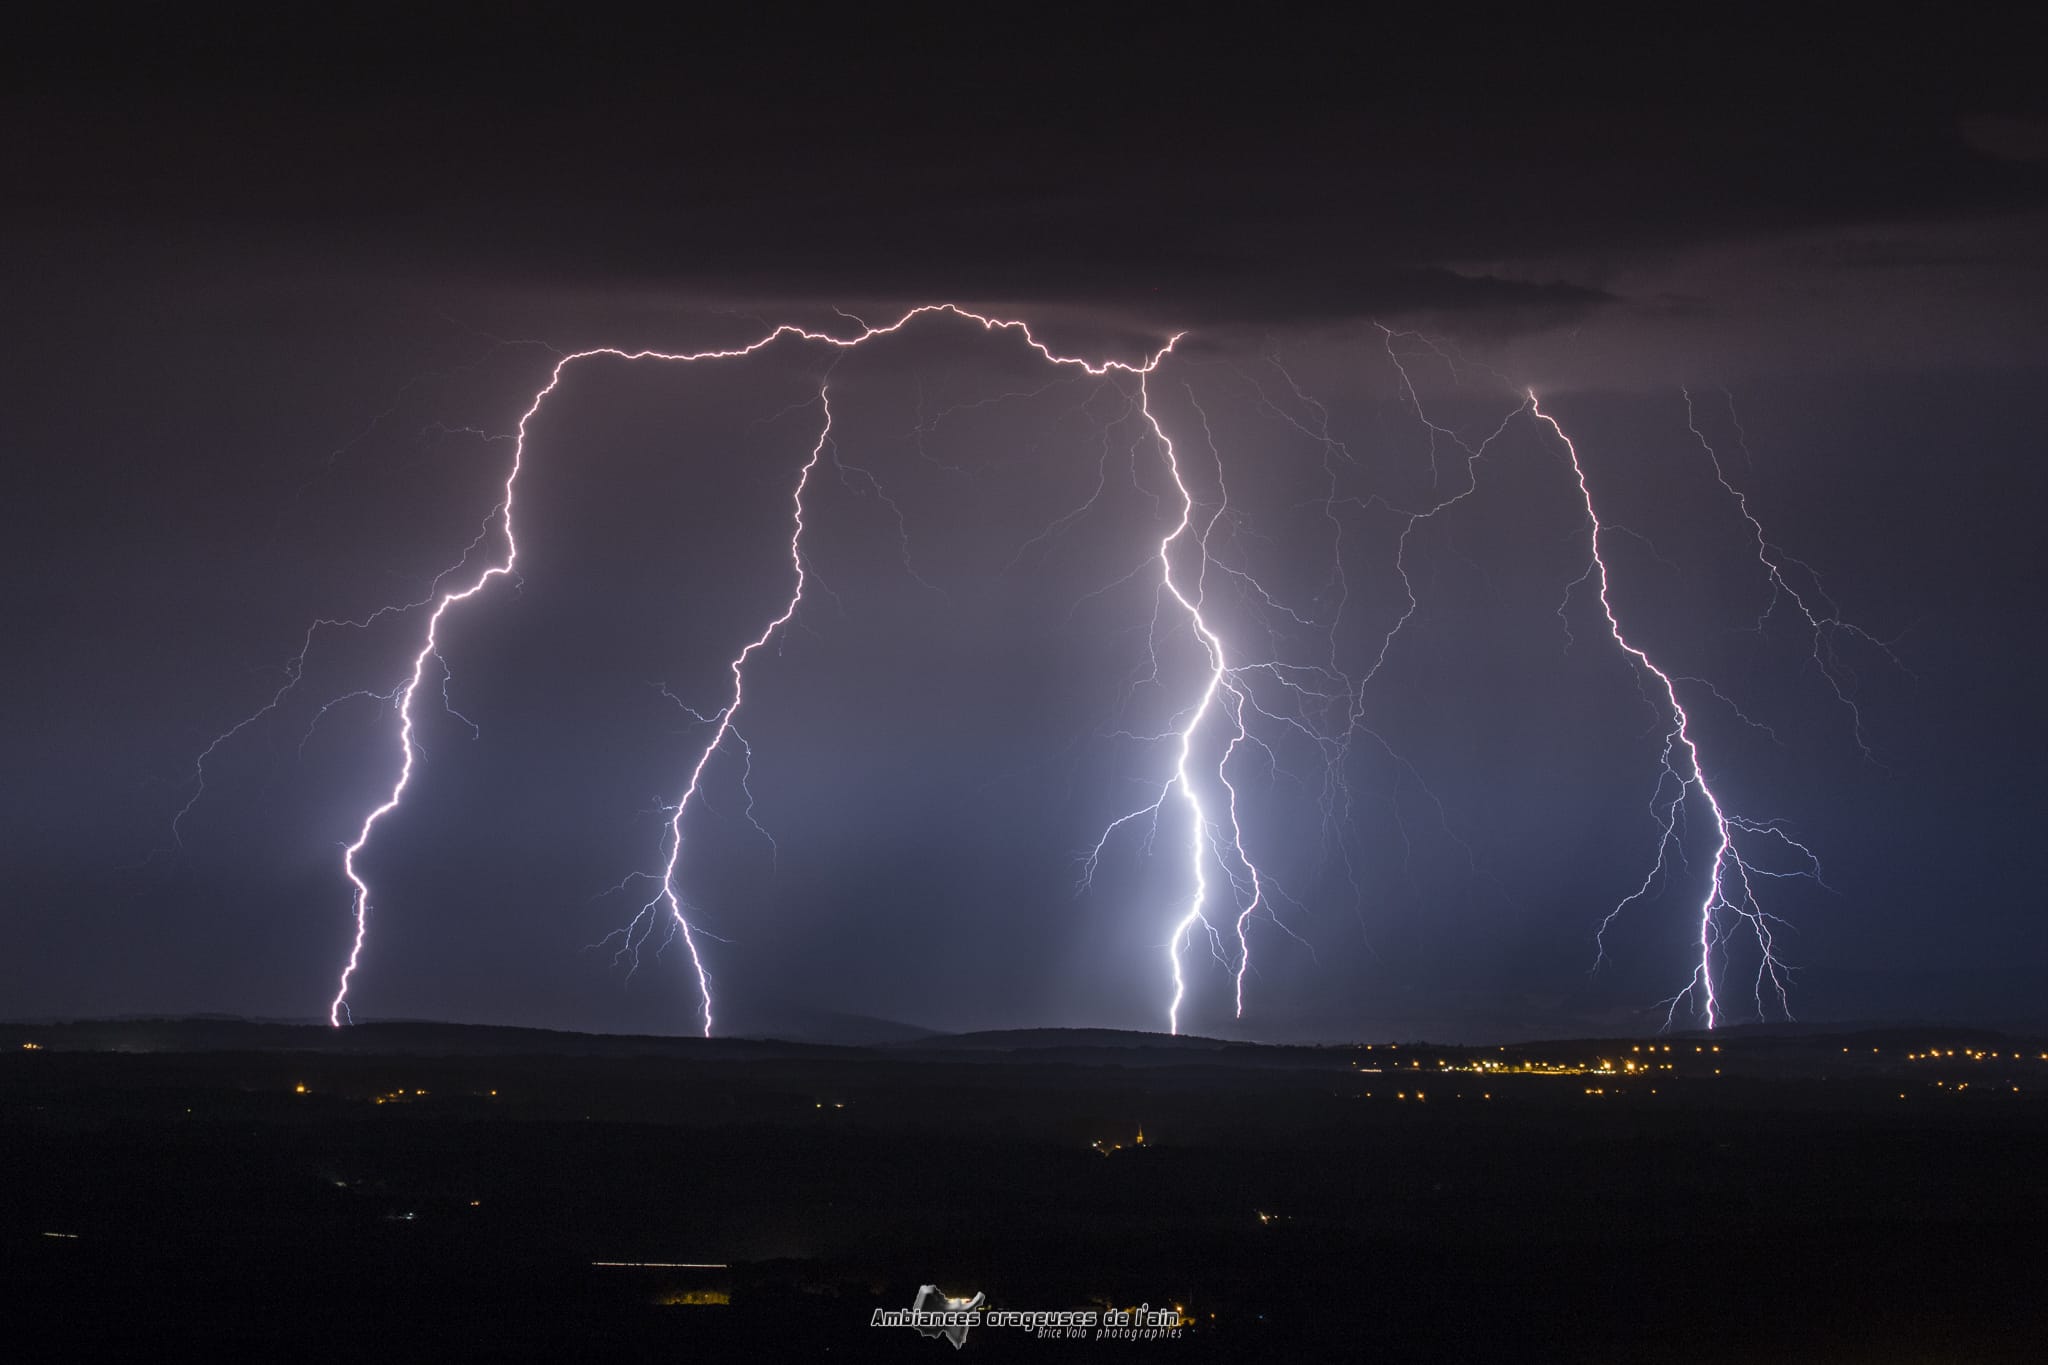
[1135,368,1258,1034]
[1070,333,1538,1034]
[597,386,833,1036]
[171,587,455,848]
[1533,394,1825,1028]
[180,307,1874,1040]
[1077,370,1362,1035]
[189,305,1181,1032]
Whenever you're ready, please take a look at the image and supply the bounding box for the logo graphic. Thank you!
[872,1285,1187,1345]
[867,1284,985,1349]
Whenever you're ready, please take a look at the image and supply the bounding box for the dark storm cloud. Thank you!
[7,7,2043,332]
[1960,114,2048,164]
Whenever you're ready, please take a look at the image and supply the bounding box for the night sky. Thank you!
[5,9,2044,1040]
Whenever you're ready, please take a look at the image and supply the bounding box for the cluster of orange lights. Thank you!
[350,1086,498,1104]
[1350,1042,1728,1081]
[655,1288,732,1307]
[1342,1039,1756,1096]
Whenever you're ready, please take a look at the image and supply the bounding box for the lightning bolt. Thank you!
[1134,367,1264,1034]
[180,306,1874,1040]
[1237,333,1518,945]
[171,586,455,848]
[596,385,833,1036]
[1068,373,1310,1034]
[1533,394,1825,1028]
[189,305,1181,1032]
[1681,387,1900,760]
[1070,330,1540,1033]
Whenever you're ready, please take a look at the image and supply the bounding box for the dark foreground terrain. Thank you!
[5,1020,2046,1361]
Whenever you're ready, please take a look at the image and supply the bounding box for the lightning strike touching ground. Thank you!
[1533,395,1826,1028]
[1070,363,1371,1034]
[1133,369,1265,1034]
[597,386,834,1037]
[1074,339,1498,1034]
[1064,328,1586,1032]
[177,302,1879,1040]
[187,306,1203,1033]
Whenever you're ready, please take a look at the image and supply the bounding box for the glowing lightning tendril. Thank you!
[177,307,1868,1039]
[1534,395,1825,1028]
[183,306,1186,1031]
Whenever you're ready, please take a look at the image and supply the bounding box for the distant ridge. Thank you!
[1,1017,861,1058]
[2,1004,947,1054]
[7,1015,2038,1060]
[1,1017,1248,1058]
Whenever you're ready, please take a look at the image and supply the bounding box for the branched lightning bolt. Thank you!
[184,305,1877,1040]
[1074,366,1366,1033]
[1071,330,1537,1032]
[1077,366,1268,1034]
[1681,387,1900,760]
[1533,395,1825,1028]
[603,386,832,1036]
[1253,331,1519,919]
[173,574,481,847]
[194,305,1180,1032]
[645,683,778,862]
